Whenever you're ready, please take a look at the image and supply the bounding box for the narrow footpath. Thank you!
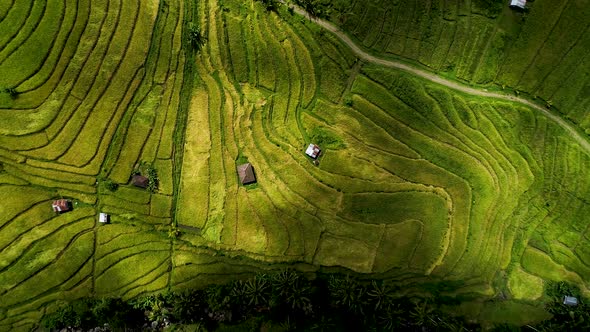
[291,6,590,155]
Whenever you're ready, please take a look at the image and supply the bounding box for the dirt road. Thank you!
[292,6,590,155]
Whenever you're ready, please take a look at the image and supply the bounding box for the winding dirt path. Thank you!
[292,6,590,155]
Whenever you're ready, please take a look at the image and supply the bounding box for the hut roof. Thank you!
[237,163,256,185]
[52,199,70,213]
[99,213,109,223]
[305,143,321,159]
[131,175,149,188]
[510,0,526,9]
[563,296,578,306]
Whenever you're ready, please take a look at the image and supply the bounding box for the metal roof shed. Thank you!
[99,213,109,224]
[509,0,526,9]
[563,296,578,306]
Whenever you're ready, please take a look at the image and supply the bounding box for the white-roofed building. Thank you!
[510,0,526,10]
[99,213,109,224]
[563,296,578,306]
[305,144,321,159]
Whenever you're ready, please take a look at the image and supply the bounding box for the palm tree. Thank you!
[285,283,312,314]
[310,315,336,331]
[333,0,353,24]
[245,275,270,306]
[229,280,249,306]
[205,284,230,312]
[377,305,404,331]
[409,300,438,328]
[271,269,300,297]
[328,275,367,314]
[367,280,394,311]
[170,290,205,323]
[187,22,205,51]
[130,294,160,311]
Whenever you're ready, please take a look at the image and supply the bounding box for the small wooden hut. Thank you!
[52,199,71,213]
[237,163,256,185]
[131,175,149,189]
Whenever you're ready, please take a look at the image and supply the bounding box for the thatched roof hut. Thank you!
[131,175,149,188]
[52,199,70,213]
[237,163,256,185]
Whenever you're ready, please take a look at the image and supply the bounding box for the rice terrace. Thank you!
[2,0,590,330]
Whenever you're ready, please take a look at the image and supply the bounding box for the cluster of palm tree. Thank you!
[43,297,143,331]
[43,271,482,331]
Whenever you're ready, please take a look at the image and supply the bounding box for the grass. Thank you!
[324,0,590,133]
[1,0,590,328]
[508,268,545,300]
[340,191,447,225]
[478,300,552,327]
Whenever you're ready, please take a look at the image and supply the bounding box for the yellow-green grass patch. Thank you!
[0,207,95,270]
[150,194,172,218]
[478,301,552,327]
[372,220,423,273]
[0,184,53,226]
[110,186,152,204]
[521,247,589,294]
[340,191,447,225]
[1,231,94,308]
[176,88,211,228]
[313,233,376,273]
[95,250,170,295]
[0,217,94,301]
[508,268,544,300]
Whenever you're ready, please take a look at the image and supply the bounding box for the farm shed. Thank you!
[131,174,149,188]
[305,144,321,159]
[99,213,109,224]
[509,0,526,9]
[237,163,256,185]
[52,199,70,213]
[563,296,578,306]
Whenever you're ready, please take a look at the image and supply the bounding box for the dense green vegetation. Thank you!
[1,0,590,330]
[42,272,590,331]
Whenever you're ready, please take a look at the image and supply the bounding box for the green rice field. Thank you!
[330,0,590,134]
[1,0,590,329]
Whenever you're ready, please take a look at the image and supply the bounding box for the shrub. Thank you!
[310,126,346,150]
[256,0,281,12]
[4,88,18,99]
[103,179,119,192]
[188,22,205,51]
[136,161,159,193]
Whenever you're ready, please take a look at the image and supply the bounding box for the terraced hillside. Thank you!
[1,0,590,329]
[327,0,590,134]
[179,0,590,306]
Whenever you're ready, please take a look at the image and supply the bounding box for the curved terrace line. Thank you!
[291,6,590,156]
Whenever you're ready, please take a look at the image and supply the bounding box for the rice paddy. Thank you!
[332,0,590,134]
[1,0,590,329]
